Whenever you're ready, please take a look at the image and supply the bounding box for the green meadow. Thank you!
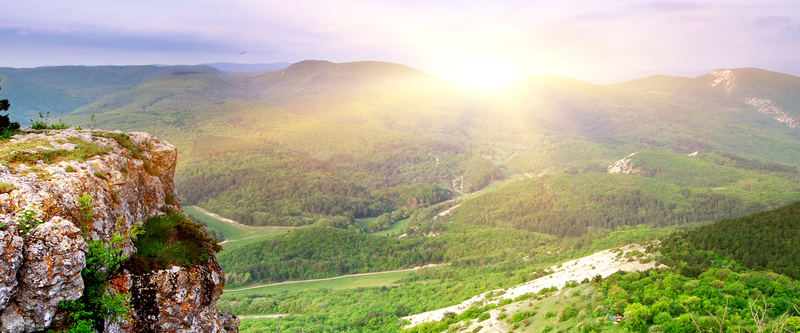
[183,205,293,250]
[224,269,418,296]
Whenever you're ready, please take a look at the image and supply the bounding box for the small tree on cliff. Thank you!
[1,79,21,138]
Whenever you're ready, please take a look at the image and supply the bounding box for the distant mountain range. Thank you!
[2,61,799,232]
[200,62,291,73]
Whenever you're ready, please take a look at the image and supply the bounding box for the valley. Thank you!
[3,61,800,332]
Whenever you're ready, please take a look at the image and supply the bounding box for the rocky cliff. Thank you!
[0,128,238,332]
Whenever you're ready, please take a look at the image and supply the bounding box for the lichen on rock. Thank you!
[131,259,228,332]
[0,218,24,312]
[1,217,87,333]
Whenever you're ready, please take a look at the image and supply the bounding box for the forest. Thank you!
[215,198,800,332]
[442,173,782,237]
[217,225,555,287]
[177,146,453,226]
[659,200,800,280]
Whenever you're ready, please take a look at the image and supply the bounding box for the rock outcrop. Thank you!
[0,128,237,332]
[743,97,799,129]
[607,152,641,175]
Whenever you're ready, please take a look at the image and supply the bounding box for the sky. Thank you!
[3,0,800,84]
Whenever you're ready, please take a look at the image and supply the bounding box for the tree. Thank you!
[0,80,21,135]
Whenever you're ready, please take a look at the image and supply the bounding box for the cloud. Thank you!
[638,1,706,12]
[754,15,792,28]
[3,0,800,82]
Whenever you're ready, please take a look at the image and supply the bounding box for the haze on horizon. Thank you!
[3,0,800,84]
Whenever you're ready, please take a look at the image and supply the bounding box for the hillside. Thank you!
[5,62,800,235]
[235,60,472,137]
[609,68,800,165]
[398,199,800,333]
[660,200,800,279]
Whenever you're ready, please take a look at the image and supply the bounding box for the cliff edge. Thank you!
[0,128,238,332]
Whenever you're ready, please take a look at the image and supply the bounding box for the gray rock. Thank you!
[0,218,24,312]
[1,217,87,332]
[130,258,228,333]
[0,129,236,333]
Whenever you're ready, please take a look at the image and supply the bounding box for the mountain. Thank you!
[4,62,800,233]
[5,62,800,332]
[0,65,223,123]
[609,68,800,165]
[202,62,291,76]
[235,60,471,137]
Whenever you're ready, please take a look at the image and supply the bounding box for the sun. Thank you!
[441,60,526,90]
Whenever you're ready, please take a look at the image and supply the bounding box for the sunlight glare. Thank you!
[443,60,525,90]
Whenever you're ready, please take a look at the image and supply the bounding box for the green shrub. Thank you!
[127,210,221,273]
[0,128,17,140]
[165,193,177,206]
[0,84,20,138]
[560,305,577,322]
[29,112,69,130]
[60,226,139,332]
[511,310,536,323]
[1,138,109,167]
[16,209,42,237]
[77,193,95,229]
[93,170,107,180]
[0,182,16,194]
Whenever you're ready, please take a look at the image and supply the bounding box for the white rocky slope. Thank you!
[402,244,658,329]
[0,129,238,333]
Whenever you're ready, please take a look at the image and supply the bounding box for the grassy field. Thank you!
[183,205,293,250]
[355,218,375,231]
[373,218,409,236]
[224,269,418,297]
[356,218,410,236]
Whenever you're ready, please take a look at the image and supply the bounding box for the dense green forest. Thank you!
[593,269,800,332]
[176,144,454,226]
[217,225,555,287]
[441,172,792,237]
[659,200,800,280]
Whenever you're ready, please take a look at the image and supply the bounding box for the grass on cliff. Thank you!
[0,182,16,194]
[93,132,156,175]
[0,137,109,168]
[127,209,221,273]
